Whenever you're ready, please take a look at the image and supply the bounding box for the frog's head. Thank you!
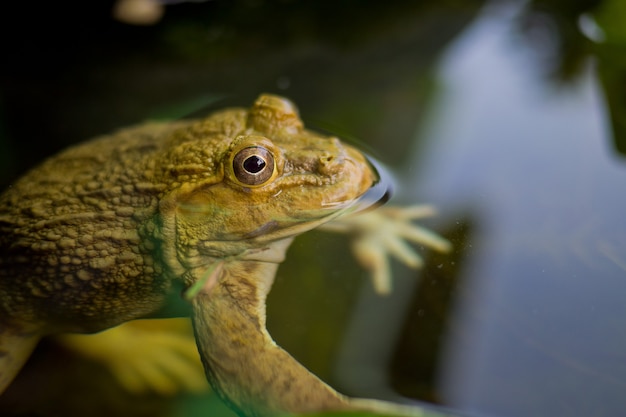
[161,94,377,263]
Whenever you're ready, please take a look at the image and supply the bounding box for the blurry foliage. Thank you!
[592,0,626,156]
[593,0,626,44]
[304,409,453,417]
[518,0,626,157]
[517,0,602,79]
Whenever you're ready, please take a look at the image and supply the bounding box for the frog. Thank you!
[0,94,450,417]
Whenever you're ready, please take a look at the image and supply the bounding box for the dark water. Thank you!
[396,6,626,417]
[1,1,625,417]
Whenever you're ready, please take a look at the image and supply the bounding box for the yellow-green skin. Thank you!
[0,95,430,417]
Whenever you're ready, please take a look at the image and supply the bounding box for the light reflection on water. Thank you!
[400,4,626,417]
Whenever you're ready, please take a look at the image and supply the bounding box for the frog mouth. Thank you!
[243,220,282,239]
[242,169,392,242]
[238,152,391,242]
[238,200,351,241]
[339,155,392,214]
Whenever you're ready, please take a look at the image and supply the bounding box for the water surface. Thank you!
[1,1,625,417]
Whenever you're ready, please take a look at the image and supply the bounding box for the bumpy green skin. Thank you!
[0,95,443,417]
[0,95,368,332]
[0,95,410,416]
[0,122,185,333]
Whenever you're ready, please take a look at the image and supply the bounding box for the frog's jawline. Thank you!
[243,221,280,239]
[242,179,392,242]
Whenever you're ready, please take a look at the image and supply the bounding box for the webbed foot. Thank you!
[323,204,451,294]
[56,318,208,396]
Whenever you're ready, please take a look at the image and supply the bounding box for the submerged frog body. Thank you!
[0,94,449,417]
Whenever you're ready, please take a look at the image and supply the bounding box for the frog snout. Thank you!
[317,152,345,176]
[315,137,349,176]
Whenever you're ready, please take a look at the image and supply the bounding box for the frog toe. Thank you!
[351,234,393,294]
[110,349,207,395]
[56,318,208,396]
[323,203,451,294]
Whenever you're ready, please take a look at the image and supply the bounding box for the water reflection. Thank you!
[519,0,626,156]
[402,3,626,416]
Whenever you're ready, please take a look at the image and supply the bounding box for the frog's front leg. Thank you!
[188,242,435,417]
[190,259,350,416]
[322,204,451,294]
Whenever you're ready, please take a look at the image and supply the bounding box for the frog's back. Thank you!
[0,121,185,332]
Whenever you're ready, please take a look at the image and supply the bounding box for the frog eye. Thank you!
[232,146,276,186]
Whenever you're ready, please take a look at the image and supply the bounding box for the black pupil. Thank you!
[243,155,266,173]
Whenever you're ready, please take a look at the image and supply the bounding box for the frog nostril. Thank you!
[320,154,334,164]
[318,153,344,175]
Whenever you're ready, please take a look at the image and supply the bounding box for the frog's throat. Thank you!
[242,204,355,242]
[182,205,356,266]
[188,254,436,417]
